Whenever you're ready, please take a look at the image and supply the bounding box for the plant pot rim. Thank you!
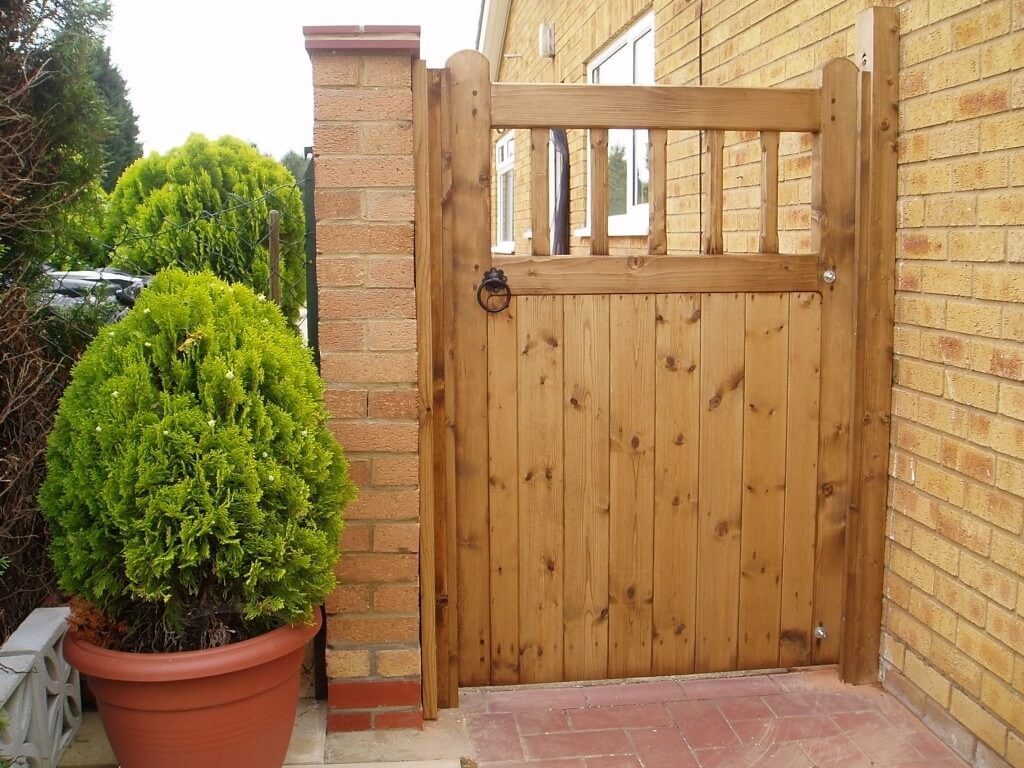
[63,607,322,684]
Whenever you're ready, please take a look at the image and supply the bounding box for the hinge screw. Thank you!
[822,269,837,284]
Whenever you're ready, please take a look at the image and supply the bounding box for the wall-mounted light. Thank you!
[539,23,555,58]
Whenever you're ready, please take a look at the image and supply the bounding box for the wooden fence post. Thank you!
[841,5,899,685]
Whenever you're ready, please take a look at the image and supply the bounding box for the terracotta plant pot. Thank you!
[63,608,321,768]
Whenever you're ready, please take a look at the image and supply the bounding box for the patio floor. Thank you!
[453,668,970,768]
[62,668,969,767]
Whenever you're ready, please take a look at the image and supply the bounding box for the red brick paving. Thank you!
[463,669,969,768]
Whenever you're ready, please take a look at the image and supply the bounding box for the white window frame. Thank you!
[494,131,516,253]
[578,11,655,239]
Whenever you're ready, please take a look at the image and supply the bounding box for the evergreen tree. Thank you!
[90,44,143,191]
[106,135,306,319]
[280,151,307,182]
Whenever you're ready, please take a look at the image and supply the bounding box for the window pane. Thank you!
[608,129,630,215]
[593,42,631,84]
[633,30,654,84]
[634,129,649,205]
[498,170,514,242]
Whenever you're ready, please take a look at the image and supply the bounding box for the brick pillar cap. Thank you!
[304,25,420,56]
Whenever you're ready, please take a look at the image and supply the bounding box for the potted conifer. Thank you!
[39,269,356,768]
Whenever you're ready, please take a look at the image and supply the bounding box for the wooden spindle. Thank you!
[531,128,550,257]
[760,131,780,253]
[590,128,609,256]
[702,129,724,255]
[648,129,667,256]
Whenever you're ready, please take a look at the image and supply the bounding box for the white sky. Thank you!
[106,0,480,160]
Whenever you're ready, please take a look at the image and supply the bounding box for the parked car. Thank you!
[42,266,150,319]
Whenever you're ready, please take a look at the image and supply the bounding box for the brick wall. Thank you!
[491,0,1023,763]
[305,26,423,732]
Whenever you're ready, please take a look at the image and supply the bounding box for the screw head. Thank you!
[822,269,837,284]
[814,625,828,640]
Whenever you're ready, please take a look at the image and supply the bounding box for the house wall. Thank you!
[305,27,423,732]
[492,0,1024,764]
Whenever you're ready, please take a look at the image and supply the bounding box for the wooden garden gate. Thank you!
[414,19,897,712]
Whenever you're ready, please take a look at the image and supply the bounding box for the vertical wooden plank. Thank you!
[488,303,520,684]
[759,131,779,254]
[413,59,439,720]
[648,129,668,256]
[518,295,565,683]
[702,130,725,255]
[780,292,821,668]
[446,50,492,686]
[563,295,611,680]
[652,294,701,675]
[737,293,789,669]
[842,7,899,684]
[437,66,458,707]
[590,129,609,256]
[608,294,656,679]
[695,293,745,673]
[811,58,859,665]
[531,128,550,257]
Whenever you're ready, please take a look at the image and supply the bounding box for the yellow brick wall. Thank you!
[492,0,1023,763]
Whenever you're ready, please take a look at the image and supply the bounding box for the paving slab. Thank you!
[324,709,472,764]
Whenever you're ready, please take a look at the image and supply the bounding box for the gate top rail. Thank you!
[490,83,821,132]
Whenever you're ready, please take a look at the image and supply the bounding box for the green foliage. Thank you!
[40,270,355,648]
[279,151,307,182]
[0,1,116,269]
[106,135,306,320]
[90,44,142,191]
[34,180,109,269]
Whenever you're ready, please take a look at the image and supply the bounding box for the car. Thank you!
[42,265,150,321]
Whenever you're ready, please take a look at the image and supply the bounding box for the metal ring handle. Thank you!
[477,267,511,314]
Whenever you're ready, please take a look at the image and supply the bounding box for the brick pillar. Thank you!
[304,25,422,732]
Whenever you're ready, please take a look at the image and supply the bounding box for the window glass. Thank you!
[496,133,515,245]
[586,13,655,232]
[593,41,630,85]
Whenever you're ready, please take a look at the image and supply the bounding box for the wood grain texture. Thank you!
[488,303,520,684]
[737,293,789,669]
[447,50,492,686]
[842,7,899,684]
[590,129,609,256]
[563,295,611,680]
[608,294,656,678]
[531,128,550,257]
[760,131,780,254]
[652,294,701,675]
[780,292,821,667]
[492,84,821,131]
[703,131,725,255]
[648,129,667,256]
[517,295,565,683]
[811,58,859,665]
[495,254,819,295]
[696,293,745,673]
[437,65,458,707]
[413,59,438,719]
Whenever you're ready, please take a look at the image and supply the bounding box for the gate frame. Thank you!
[415,6,898,716]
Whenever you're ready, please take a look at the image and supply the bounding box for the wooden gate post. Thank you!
[304,25,424,732]
[442,50,494,696]
[841,5,900,685]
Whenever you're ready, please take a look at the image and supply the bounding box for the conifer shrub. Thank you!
[39,269,355,652]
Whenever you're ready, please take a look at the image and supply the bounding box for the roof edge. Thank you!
[477,0,512,80]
